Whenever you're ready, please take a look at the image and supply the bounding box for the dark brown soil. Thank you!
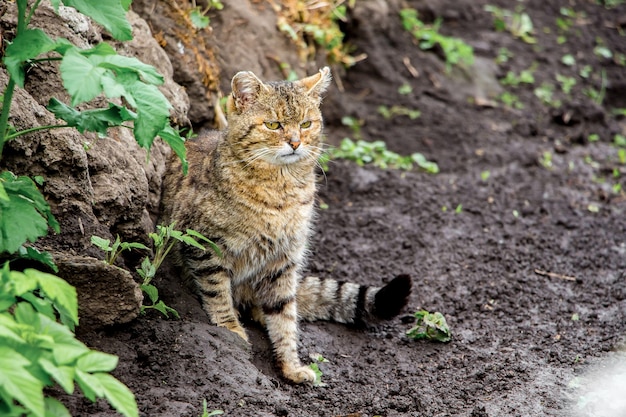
[70,0,626,416]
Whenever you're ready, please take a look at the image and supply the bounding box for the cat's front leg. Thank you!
[195,268,248,342]
[257,269,316,384]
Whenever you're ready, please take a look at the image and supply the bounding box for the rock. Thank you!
[55,254,143,330]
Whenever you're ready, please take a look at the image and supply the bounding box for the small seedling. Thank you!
[500,67,536,86]
[561,54,576,66]
[398,83,413,95]
[498,91,524,109]
[91,235,149,265]
[341,115,364,139]
[481,170,491,181]
[200,399,224,417]
[540,151,553,169]
[400,8,474,71]
[556,74,576,94]
[484,5,536,44]
[406,310,451,342]
[579,65,592,79]
[455,204,463,214]
[378,105,421,120]
[327,138,439,173]
[308,354,329,387]
[534,83,561,107]
[588,133,600,142]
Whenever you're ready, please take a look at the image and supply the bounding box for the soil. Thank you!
[63,0,626,416]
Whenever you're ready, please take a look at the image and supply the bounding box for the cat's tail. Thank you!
[296,274,412,324]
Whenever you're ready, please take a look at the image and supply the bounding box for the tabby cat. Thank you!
[160,67,412,384]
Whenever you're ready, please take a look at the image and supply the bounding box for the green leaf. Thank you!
[16,246,58,273]
[189,8,210,29]
[406,310,451,342]
[52,343,89,366]
[185,229,222,257]
[0,346,45,417]
[47,99,135,136]
[0,172,59,254]
[76,351,119,373]
[158,125,188,175]
[179,235,207,251]
[126,81,171,150]
[141,284,159,304]
[94,373,138,417]
[44,397,72,417]
[98,54,164,85]
[90,235,112,252]
[38,358,75,394]
[60,49,106,106]
[3,29,57,87]
[25,269,78,326]
[75,369,103,402]
[61,0,133,41]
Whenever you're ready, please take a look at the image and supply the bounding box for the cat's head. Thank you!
[225,67,331,167]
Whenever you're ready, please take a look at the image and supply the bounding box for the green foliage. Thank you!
[378,105,421,120]
[0,264,138,417]
[93,224,220,319]
[406,310,451,342]
[500,66,536,87]
[200,399,224,417]
[484,5,536,44]
[308,354,329,387]
[400,8,474,71]
[556,74,577,94]
[188,0,224,30]
[1,0,188,173]
[90,235,149,265]
[0,172,60,254]
[328,138,439,173]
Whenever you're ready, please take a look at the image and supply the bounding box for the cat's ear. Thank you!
[300,67,332,99]
[229,71,267,112]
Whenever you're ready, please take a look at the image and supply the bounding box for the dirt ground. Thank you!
[66,0,626,416]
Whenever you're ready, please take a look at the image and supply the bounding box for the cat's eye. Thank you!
[300,121,312,129]
[264,121,280,130]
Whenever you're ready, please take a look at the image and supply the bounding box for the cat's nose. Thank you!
[289,135,301,150]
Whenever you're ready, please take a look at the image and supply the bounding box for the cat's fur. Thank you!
[160,67,411,383]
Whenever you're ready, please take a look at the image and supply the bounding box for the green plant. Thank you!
[0,264,138,417]
[90,235,149,265]
[140,223,219,317]
[500,66,536,87]
[540,151,553,169]
[188,0,224,30]
[556,74,577,94]
[377,105,421,120]
[400,8,474,71]
[199,399,224,417]
[0,0,195,413]
[308,354,329,387]
[534,83,561,107]
[495,47,513,64]
[406,310,451,342]
[341,116,363,140]
[583,69,607,105]
[484,5,536,44]
[498,91,524,109]
[328,138,439,173]
[1,2,188,173]
[561,54,576,66]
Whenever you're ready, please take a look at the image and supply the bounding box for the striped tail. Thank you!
[296,274,412,324]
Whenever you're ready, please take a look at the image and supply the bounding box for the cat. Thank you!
[160,67,412,384]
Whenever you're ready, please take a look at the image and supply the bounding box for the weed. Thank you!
[275,1,365,67]
[91,235,149,265]
[588,133,600,142]
[534,83,561,107]
[561,54,576,66]
[556,74,577,94]
[498,91,524,109]
[455,204,463,214]
[327,138,439,173]
[398,83,413,95]
[400,8,474,71]
[378,105,421,120]
[406,310,451,342]
[579,65,593,78]
[188,0,224,30]
[200,399,224,417]
[92,224,220,319]
[583,69,607,105]
[495,47,513,64]
[540,151,554,169]
[500,66,536,87]
[484,5,537,44]
[308,354,329,387]
[614,134,626,147]
[341,115,363,139]
[481,170,491,182]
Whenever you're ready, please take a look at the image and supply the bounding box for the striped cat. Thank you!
[160,67,411,383]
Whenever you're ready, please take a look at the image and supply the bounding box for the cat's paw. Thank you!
[222,323,249,343]
[282,364,317,384]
